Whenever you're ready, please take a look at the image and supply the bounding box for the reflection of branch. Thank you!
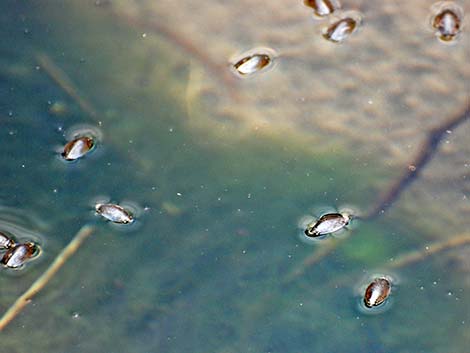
[36,53,98,119]
[0,225,94,331]
[365,102,470,220]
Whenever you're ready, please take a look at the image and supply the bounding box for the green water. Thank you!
[0,1,468,352]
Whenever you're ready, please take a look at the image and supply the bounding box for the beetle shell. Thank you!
[305,212,350,237]
[0,231,15,250]
[233,54,272,76]
[432,8,462,42]
[323,17,359,43]
[364,277,391,308]
[1,242,37,268]
[62,136,95,161]
[95,203,134,224]
[304,0,340,17]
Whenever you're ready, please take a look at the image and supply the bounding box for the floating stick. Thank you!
[0,225,94,331]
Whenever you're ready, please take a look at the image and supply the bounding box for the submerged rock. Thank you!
[95,203,134,224]
[305,212,350,237]
[364,277,391,308]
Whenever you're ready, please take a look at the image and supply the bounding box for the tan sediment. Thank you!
[109,1,470,238]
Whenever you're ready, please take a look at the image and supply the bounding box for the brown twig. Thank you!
[322,232,470,291]
[36,52,99,120]
[287,101,470,281]
[283,236,348,283]
[0,225,94,331]
[364,102,470,220]
[388,232,470,269]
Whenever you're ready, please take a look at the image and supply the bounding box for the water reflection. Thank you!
[0,0,469,352]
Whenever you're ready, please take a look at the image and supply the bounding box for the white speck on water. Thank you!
[142,33,147,38]
[72,312,80,319]
[176,192,182,196]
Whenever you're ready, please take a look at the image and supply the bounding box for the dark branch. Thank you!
[365,101,470,220]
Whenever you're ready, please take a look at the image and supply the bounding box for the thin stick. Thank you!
[36,53,99,119]
[283,236,348,283]
[287,102,470,281]
[316,233,470,291]
[0,225,94,331]
[388,233,470,269]
[364,102,470,220]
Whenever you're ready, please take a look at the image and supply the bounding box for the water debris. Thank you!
[431,3,463,42]
[304,0,340,18]
[322,15,361,43]
[231,49,275,76]
[95,203,134,224]
[363,277,391,308]
[0,232,15,250]
[0,226,94,331]
[1,242,38,269]
[304,212,350,237]
[61,136,95,161]
[48,101,68,116]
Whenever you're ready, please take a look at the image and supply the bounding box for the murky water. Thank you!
[1,1,469,352]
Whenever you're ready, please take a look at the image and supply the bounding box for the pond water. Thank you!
[0,1,469,352]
